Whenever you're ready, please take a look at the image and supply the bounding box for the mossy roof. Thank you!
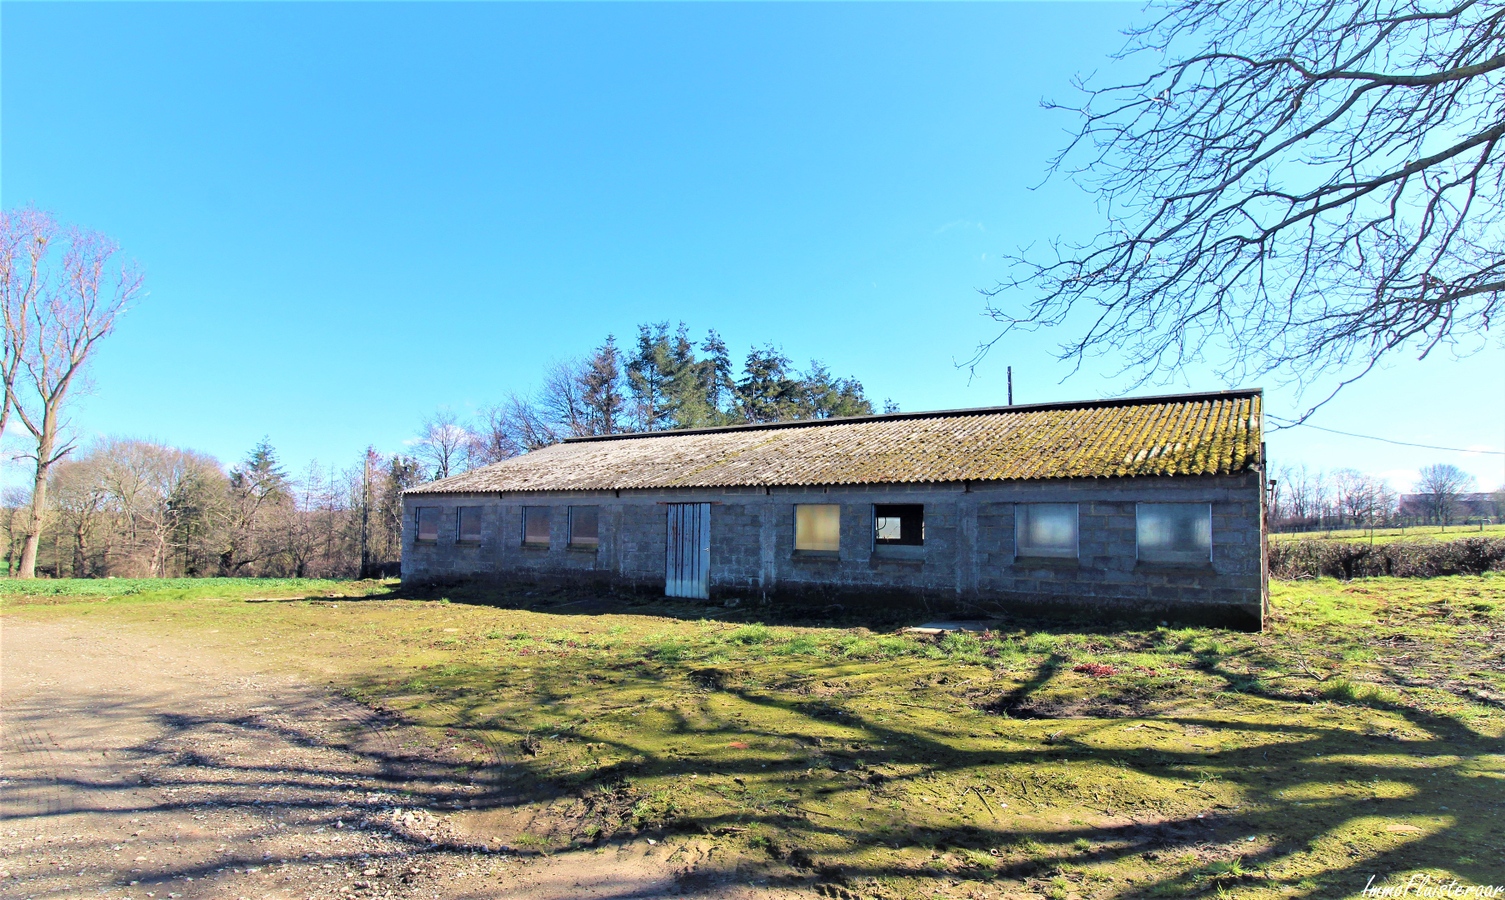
[407,389,1262,494]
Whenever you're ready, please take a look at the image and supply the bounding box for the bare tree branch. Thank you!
[981,0,1505,405]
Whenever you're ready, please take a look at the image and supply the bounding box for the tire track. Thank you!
[0,715,72,819]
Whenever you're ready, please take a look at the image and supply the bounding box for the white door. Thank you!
[665,503,711,599]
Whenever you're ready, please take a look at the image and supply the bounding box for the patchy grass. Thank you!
[0,576,396,604]
[4,575,1503,899]
[1272,523,1505,545]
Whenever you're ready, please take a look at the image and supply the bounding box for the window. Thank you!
[1016,503,1078,559]
[794,504,840,554]
[457,507,483,543]
[569,506,599,548]
[1137,502,1212,564]
[415,507,440,542]
[873,504,924,546]
[523,506,551,547]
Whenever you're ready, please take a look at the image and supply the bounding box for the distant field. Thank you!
[2,573,1502,899]
[1271,522,1505,545]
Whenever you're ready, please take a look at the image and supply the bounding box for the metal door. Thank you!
[665,503,711,599]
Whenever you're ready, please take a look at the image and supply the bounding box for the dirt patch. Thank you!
[0,618,800,899]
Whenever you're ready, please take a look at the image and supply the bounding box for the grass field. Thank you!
[3,575,1502,899]
[1271,523,1505,545]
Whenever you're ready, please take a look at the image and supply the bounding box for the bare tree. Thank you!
[4,217,142,578]
[472,393,562,460]
[1415,462,1476,524]
[0,208,53,458]
[983,0,1504,417]
[49,453,112,576]
[414,409,474,480]
[539,359,597,439]
[1333,468,1395,528]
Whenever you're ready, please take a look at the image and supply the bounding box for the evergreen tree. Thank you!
[736,345,802,423]
[700,330,737,420]
[580,336,626,436]
[220,438,291,575]
[663,323,719,429]
[626,322,674,430]
[800,361,874,419]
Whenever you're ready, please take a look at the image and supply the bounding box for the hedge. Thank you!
[1268,536,1505,579]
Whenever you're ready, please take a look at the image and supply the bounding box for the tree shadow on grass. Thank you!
[337,628,1505,900]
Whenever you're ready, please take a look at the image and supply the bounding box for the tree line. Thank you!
[411,322,892,480]
[0,310,888,577]
[1,439,422,579]
[1271,462,1499,531]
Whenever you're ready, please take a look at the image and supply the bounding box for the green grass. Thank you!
[1271,522,1505,545]
[0,576,396,602]
[3,574,1503,899]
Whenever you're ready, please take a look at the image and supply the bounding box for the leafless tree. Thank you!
[4,216,142,578]
[474,393,562,459]
[0,208,53,460]
[49,453,113,576]
[1333,468,1395,527]
[414,408,474,480]
[982,0,1504,418]
[539,359,592,439]
[1415,461,1476,524]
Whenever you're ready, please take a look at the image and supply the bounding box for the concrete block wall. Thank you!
[402,471,1265,627]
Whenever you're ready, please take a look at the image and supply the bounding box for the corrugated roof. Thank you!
[407,389,1262,495]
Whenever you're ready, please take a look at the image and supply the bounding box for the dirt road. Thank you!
[0,618,798,900]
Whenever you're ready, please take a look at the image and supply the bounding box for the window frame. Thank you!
[414,507,440,543]
[871,503,925,560]
[456,506,483,543]
[793,503,841,557]
[522,506,552,548]
[1135,502,1213,566]
[1014,502,1080,561]
[568,505,600,550]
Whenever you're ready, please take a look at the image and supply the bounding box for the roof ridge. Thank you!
[561,387,1264,444]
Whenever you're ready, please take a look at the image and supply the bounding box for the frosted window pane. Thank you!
[524,507,551,545]
[1016,503,1077,558]
[1137,503,1212,564]
[795,504,840,552]
[416,507,440,542]
[570,506,599,547]
[458,507,482,542]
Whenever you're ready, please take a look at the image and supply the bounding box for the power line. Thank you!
[1268,416,1505,456]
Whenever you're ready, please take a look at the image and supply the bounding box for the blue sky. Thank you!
[3,2,1501,492]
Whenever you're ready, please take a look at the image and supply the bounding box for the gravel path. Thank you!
[0,618,798,900]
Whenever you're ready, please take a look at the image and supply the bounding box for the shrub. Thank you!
[1269,537,1505,579]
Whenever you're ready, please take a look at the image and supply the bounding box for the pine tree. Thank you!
[800,361,875,419]
[736,345,801,424]
[626,323,674,430]
[700,330,737,421]
[581,336,626,436]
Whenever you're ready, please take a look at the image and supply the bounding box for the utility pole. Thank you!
[359,449,372,579]
[1007,366,1013,406]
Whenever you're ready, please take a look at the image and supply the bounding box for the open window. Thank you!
[523,506,551,547]
[794,504,840,555]
[415,507,440,542]
[457,507,483,543]
[569,506,599,549]
[1015,503,1078,559]
[1136,502,1212,565]
[873,504,924,545]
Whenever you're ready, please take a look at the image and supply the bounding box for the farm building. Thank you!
[403,389,1268,629]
